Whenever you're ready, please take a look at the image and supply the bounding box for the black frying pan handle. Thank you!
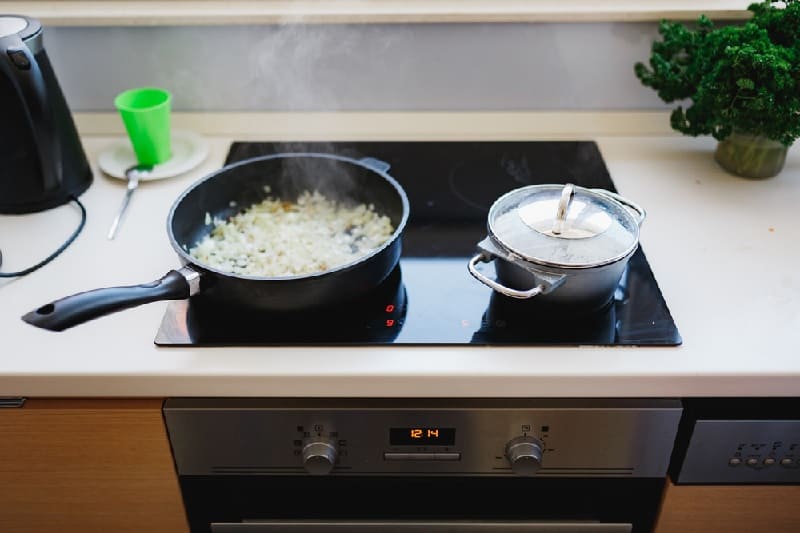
[21,270,191,332]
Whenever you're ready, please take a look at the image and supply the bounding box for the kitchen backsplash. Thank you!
[46,22,694,112]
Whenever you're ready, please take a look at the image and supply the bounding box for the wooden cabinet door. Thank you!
[655,479,800,533]
[0,399,189,533]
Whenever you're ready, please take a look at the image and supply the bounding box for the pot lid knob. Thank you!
[519,182,612,239]
[551,183,575,235]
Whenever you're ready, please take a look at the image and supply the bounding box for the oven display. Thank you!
[390,427,455,446]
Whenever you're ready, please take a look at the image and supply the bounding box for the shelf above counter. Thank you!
[7,0,752,26]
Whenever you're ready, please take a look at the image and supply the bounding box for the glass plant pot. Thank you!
[714,131,790,179]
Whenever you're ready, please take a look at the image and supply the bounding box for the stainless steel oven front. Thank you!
[163,398,681,533]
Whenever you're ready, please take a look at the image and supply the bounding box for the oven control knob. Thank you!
[302,439,338,475]
[505,436,543,476]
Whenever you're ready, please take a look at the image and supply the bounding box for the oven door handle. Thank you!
[211,521,633,532]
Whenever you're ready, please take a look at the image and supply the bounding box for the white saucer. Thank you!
[98,129,209,180]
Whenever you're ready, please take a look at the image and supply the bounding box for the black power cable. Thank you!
[0,195,87,278]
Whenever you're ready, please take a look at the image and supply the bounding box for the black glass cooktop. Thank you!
[155,141,681,347]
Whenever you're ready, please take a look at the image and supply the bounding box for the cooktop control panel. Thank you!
[164,398,681,478]
[676,419,800,483]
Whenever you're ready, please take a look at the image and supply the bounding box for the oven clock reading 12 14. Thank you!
[390,427,456,446]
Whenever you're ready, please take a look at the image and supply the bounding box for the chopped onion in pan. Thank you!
[189,190,394,277]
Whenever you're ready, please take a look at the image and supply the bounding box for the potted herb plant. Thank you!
[634,0,800,179]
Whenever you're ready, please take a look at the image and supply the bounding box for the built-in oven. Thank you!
[164,398,682,533]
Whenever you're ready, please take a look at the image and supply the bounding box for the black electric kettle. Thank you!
[0,14,91,214]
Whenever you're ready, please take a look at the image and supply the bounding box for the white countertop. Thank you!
[2,112,799,398]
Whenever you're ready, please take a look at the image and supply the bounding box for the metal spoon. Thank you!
[107,163,153,240]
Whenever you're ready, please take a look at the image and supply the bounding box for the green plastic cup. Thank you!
[114,87,172,166]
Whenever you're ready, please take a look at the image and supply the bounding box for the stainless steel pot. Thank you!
[468,183,646,312]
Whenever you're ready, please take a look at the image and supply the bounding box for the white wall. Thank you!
[45,22,678,112]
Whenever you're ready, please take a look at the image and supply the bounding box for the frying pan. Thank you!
[22,153,410,332]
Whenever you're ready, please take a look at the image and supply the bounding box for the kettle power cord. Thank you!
[0,195,87,278]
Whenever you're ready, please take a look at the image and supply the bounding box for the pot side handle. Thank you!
[590,189,647,227]
[21,269,191,332]
[468,253,545,299]
[358,157,391,174]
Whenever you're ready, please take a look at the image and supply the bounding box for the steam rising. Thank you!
[247,24,367,111]
[277,153,367,206]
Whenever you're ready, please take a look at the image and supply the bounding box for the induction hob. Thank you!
[155,141,681,347]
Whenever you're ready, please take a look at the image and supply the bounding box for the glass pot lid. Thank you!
[486,183,642,268]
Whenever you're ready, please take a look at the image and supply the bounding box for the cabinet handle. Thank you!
[0,397,26,408]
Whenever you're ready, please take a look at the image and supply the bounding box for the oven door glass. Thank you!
[179,476,662,533]
[212,521,632,532]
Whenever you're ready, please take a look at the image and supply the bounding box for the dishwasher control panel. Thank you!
[676,419,800,484]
